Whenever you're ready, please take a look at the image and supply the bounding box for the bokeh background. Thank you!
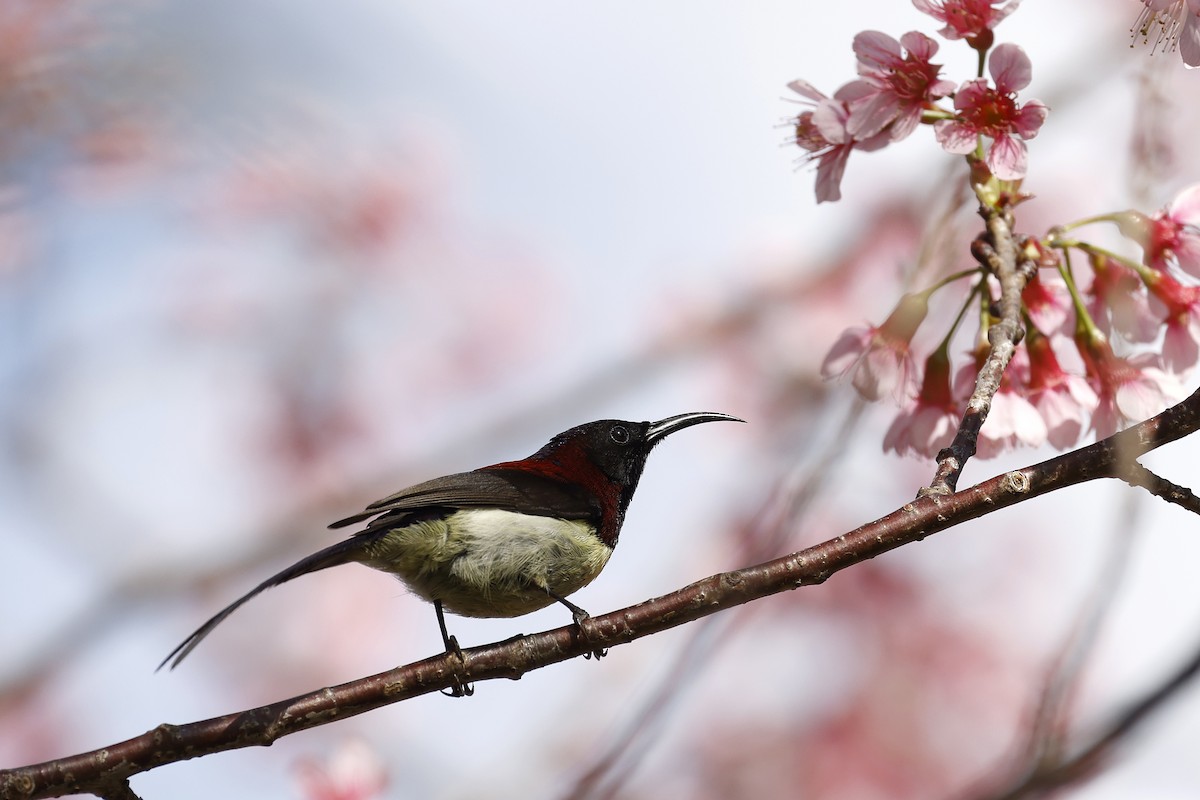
[5,1,1200,798]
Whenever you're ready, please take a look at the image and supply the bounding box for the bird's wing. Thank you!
[328,468,599,530]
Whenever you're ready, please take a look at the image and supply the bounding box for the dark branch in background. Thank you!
[1030,503,1139,769]
[971,468,1200,800]
[974,620,1200,800]
[4,389,1200,800]
[963,497,1142,800]
[927,206,1035,495]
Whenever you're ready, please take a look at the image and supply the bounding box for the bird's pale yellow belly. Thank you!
[360,508,613,618]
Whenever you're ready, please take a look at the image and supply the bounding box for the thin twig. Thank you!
[967,496,1141,800]
[1028,502,1140,767]
[1119,460,1200,515]
[926,209,1032,495]
[93,782,142,800]
[976,624,1200,800]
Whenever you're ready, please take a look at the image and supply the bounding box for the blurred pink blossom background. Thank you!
[4,2,1200,799]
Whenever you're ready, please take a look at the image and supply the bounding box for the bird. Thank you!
[159,412,742,681]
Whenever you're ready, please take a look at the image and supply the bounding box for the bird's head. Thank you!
[535,412,744,514]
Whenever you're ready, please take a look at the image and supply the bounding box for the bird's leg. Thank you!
[435,600,474,697]
[548,591,607,660]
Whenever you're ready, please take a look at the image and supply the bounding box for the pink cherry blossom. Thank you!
[913,0,1021,49]
[1117,183,1200,276]
[822,292,928,402]
[1026,332,1099,448]
[1131,0,1200,68]
[1021,270,1072,334]
[977,387,1047,457]
[883,349,959,457]
[789,80,891,203]
[934,44,1048,181]
[295,739,387,800]
[1077,334,1185,438]
[1145,270,1200,372]
[845,31,957,141]
[1085,254,1164,343]
[953,349,1046,457]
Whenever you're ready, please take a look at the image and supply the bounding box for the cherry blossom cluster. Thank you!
[799,1,1200,458]
[825,184,1200,458]
[790,0,1042,203]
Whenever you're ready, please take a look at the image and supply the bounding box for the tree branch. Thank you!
[5,387,1200,800]
[963,495,1142,800]
[927,208,1034,495]
[973,620,1200,800]
[1118,460,1200,515]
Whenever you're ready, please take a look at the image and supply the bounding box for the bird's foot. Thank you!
[570,609,608,660]
[440,635,475,698]
[549,591,608,659]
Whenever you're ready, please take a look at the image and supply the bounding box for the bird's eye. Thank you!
[609,424,630,444]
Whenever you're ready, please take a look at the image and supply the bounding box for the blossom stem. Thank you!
[1051,213,1123,236]
[920,107,958,124]
[1058,249,1103,341]
[1072,241,1156,283]
[926,267,985,296]
[936,277,985,355]
[1049,234,1158,284]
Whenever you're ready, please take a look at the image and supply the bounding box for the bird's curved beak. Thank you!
[646,412,745,444]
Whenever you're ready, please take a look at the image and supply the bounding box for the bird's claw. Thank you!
[442,679,475,698]
[569,610,608,660]
[440,635,475,698]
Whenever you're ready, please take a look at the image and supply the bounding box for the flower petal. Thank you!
[1012,100,1049,139]
[1181,13,1200,67]
[1174,237,1200,276]
[986,134,1028,180]
[1115,379,1166,422]
[853,339,909,400]
[934,120,979,155]
[848,91,901,139]
[853,31,902,70]
[899,30,939,60]
[1163,316,1200,372]
[787,80,828,102]
[1035,390,1084,449]
[988,43,1032,93]
[814,144,852,203]
[914,410,957,454]
[821,327,871,379]
[953,78,989,111]
[887,107,923,141]
[1168,183,1200,225]
[812,99,850,143]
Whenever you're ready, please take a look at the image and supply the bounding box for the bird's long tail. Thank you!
[158,534,379,671]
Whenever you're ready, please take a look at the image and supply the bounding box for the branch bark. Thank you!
[927,207,1034,495]
[5,387,1200,800]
